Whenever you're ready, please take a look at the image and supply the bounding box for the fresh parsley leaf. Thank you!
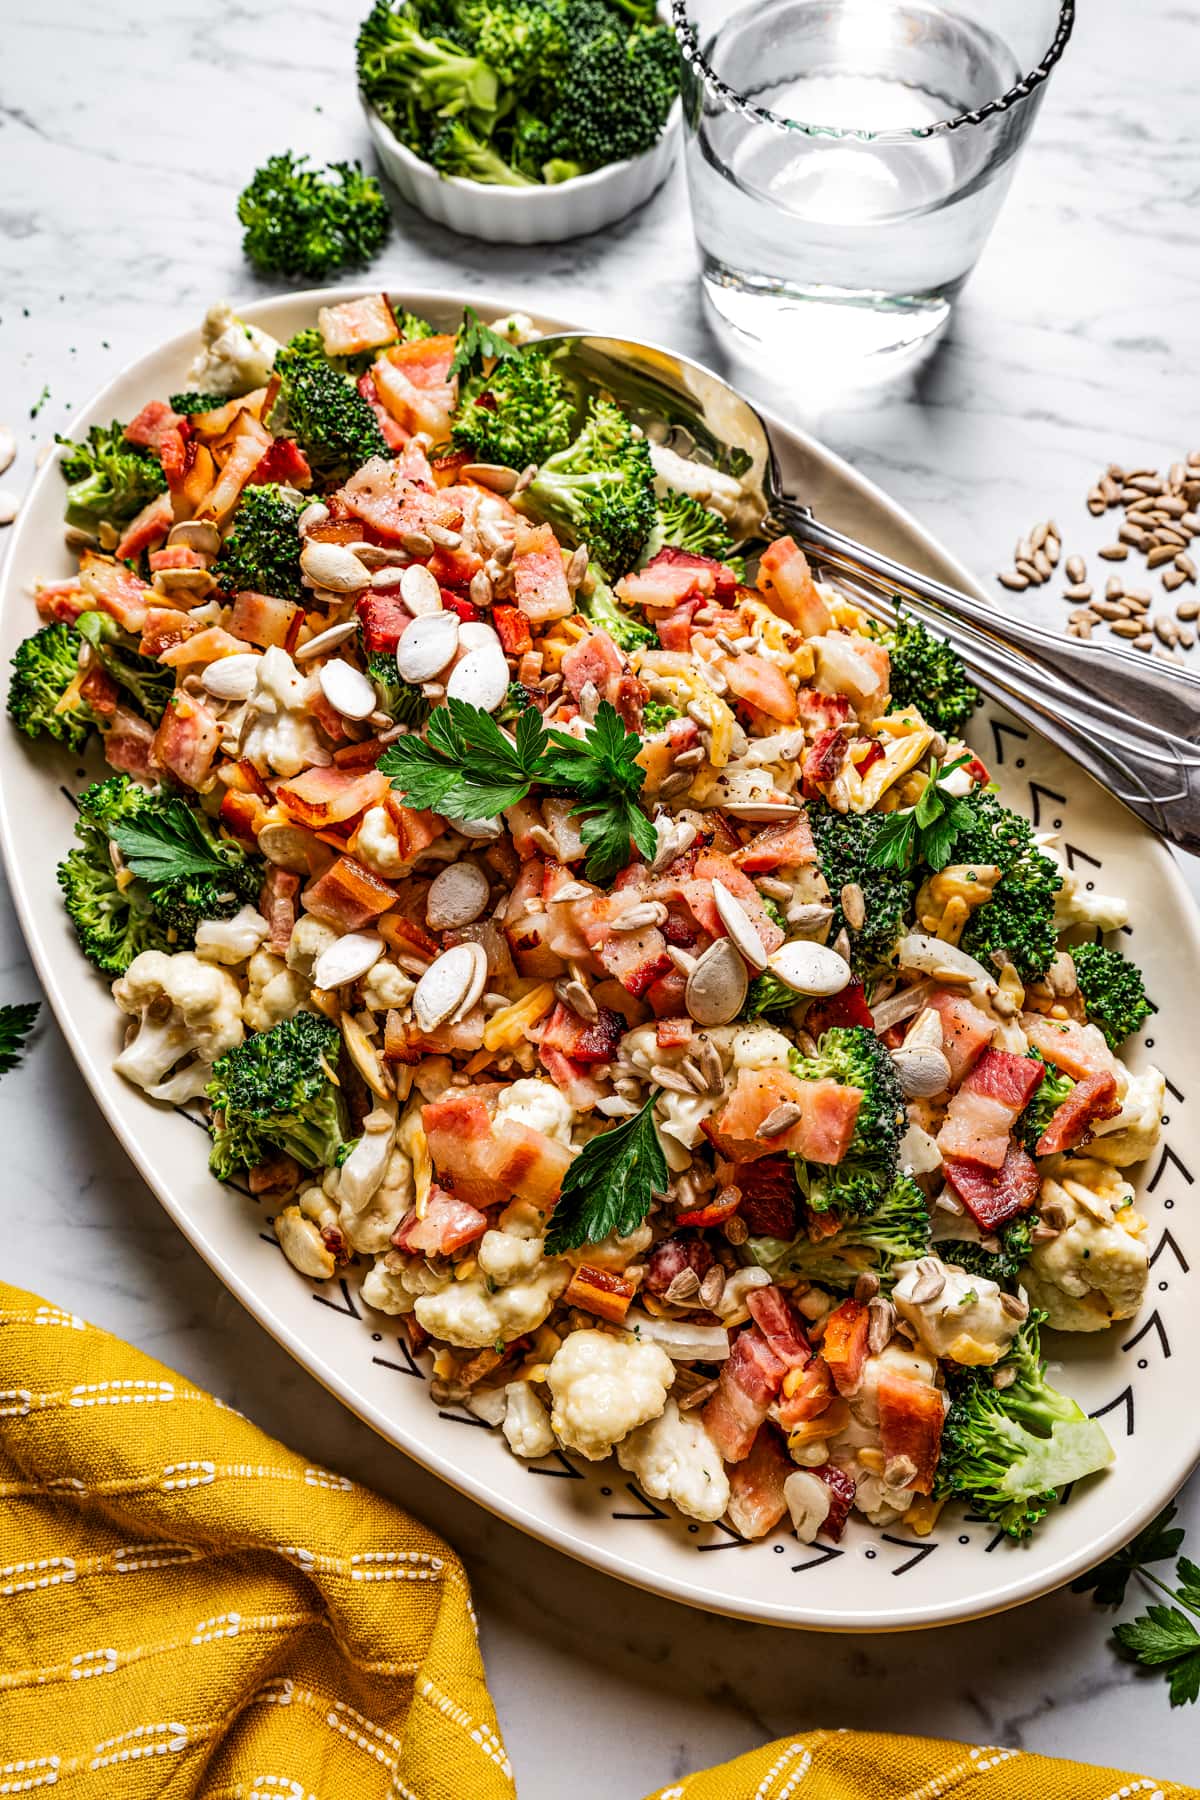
[1072,1504,1184,1606]
[869,809,917,872]
[1114,1606,1200,1705]
[867,753,973,874]
[380,697,547,820]
[541,700,653,882]
[109,800,237,886]
[0,1001,39,1076]
[1176,1557,1200,1613]
[449,307,521,383]
[545,1091,667,1254]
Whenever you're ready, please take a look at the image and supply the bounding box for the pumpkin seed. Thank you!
[413,944,481,1033]
[314,931,385,991]
[399,562,443,617]
[319,660,377,721]
[446,643,509,713]
[293,620,360,662]
[396,611,460,682]
[299,540,371,592]
[685,938,748,1026]
[167,518,221,558]
[767,939,851,997]
[712,880,768,970]
[890,1045,952,1098]
[426,862,490,930]
[721,801,803,821]
[200,653,261,701]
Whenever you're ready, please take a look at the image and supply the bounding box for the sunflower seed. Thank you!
[1090,600,1128,621]
[907,1259,946,1304]
[167,518,222,559]
[1062,582,1093,602]
[890,1045,951,1098]
[786,901,835,931]
[867,1296,896,1355]
[554,975,598,1021]
[713,880,768,969]
[672,746,706,770]
[396,611,459,682]
[1098,544,1128,561]
[658,771,694,799]
[611,901,669,932]
[319,659,377,721]
[313,930,385,991]
[1176,596,1200,621]
[469,569,494,609]
[652,1064,699,1096]
[666,945,698,976]
[664,1268,702,1305]
[1105,577,1125,600]
[839,882,866,932]
[1110,619,1143,639]
[1148,545,1178,568]
[1016,559,1042,584]
[685,938,748,1026]
[997,570,1029,591]
[426,862,490,930]
[426,523,462,550]
[1118,522,1149,549]
[1000,1291,1030,1321]
[1154,616,1180,647]
[1177,553,1197,582]
[754,1102,803,1141]
[1065,555,1086,584]
[292,621,358,663]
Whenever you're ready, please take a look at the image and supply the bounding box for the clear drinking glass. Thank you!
[673,0,1075,369]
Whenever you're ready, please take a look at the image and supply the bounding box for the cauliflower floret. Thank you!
[186,300,281,397]
[1089,1064,1165,1167]
[488,311,538,346]
[729,1024,794,1070]
[112,950,243,1091]
[502,1381,557,1459]
[337,1102,397,1218]
[892,1258,1019,1367]
[241,648,331,780]
[493,1077,575,1146]
[242,949,310,1032]
[361,959,416,1014]
[476,1227,547,1287]
[341,1141,414,1254]
[415,1247,569,1348]
[362,1249,452,1315]
[1023,1156,1148,1331]
[647,442,756,534]
[285,913,340,982]
[546,1328,674,1461]
[615,1397,730,1522]
[194,904,270,968]
[354,805,410,879]
[1048,857,1129,933]
[564,1219,652,1272]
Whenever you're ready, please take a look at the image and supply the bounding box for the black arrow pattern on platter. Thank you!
[790,1545,844,1575]
[1027,781,1068,829]
[527,1448,583,1480]
[372,1338,425,1379]
[1164,1074,1185,1104]
[881,1535,938,1577]
[1149,1229,1190,1273]
[1121,1311,1171,1359]
[437,1408,493,1429]
[697,1519,746,1552]
[988,720,1029,765]
[1090,1386,1135,1436]
[1148,1144,1194,1192]
[313,1277,360,1320]
[611,1482,668,1522]
[1062,842,1103,873]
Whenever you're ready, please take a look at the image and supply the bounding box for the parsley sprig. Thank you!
[0,1002,40,1077]
[1073,1503,1200,1706]
[109,800,242,887]
[545,1091,668,1254]
[379,698,657,884]
[448,307,521,383]
[869,753,975,873]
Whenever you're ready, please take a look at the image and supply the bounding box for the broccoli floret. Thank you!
[366,650,432,728]
[1017,1050,1075,1155]
[748,1171,930,1289]
[1071,942,1155,1049]
[397,309,437,341]
[76,611,173,723]
[7,622,101,752]
[543,15,678,168]
[789,1025,906,1212]
[452,0,569,89]
[237,153,390,282]
[947,790,1064,982]
[213,485,305,605]
[578,565,655,653]
[57,776,261,977]
[935,1312,1114,1537]
[882,612,980,737]
[808,799,915,978]
[429,116,536,184]
[168,391,228,416]
[742,970,799,1019]
[207,1012,350,1180]
[642,488,743,576]
[940,1214,1035,1288]
[55,421,166,536]
[641,698,680,734]
[267,331,391,485]
[452,348,574,469]
[356,0,501,152]
[496,678,542,724]
[523,398,656,577]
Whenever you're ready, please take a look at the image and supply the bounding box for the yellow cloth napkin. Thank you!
[1,1280,1193,1800]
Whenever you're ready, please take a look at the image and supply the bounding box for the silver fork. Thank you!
[537,331,1200,854]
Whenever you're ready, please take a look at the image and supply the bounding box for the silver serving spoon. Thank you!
[537,331,1200,854]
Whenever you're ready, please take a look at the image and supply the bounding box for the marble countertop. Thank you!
[2,0,1198,1790]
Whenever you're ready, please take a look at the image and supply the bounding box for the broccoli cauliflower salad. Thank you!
[8,296,1166,1550]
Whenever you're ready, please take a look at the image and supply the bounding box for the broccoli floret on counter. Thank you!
[935,1312,1114,1537]
[452,348,574,469]
[237,153,390,281]
[749,1170,931,1288]
[267,331,391,484]
[55,421,166,536]
[523,398,656,577]
[7,622,100,752]
[207,1012,351,1180]
[1071,941,1155,1049]
[882,612,980,737]
[213,485,305,605]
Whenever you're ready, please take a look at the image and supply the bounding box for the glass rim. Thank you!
[670,0,1076,142]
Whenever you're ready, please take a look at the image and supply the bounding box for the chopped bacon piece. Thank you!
[318,293,398,359]
[341,456,463,545]
[139,606,198,659]
[79,551,152,632]
[746,1285,812,1370]
[756,537,831,636]
[493,604,533,656]
[159,627,249,672]
[1022,1013,1118,1081]
[706,1068,861,1165]
[819,1298,870,1398]
[644,970,689,1018]
[795,689,851,732]
[259,865,300,956]
[227,589,302,650]
[115,491,174,561]
[393,1187,488,1257]
[1034,1069,1120,1156]
[220,788,268,842]
[102,705,157,779]
[721,653,799,724]
[656,1016,693,1050]
[937,1049,1044,1170]
[561,630,633,714]
[512,521,572,624]
[927,989,995,1086]
[356,587,415,654]
[802,727,848,794]
[654,598,700,651]
[277,764,388,830]
[811,1463,856,1540]
[811,633,891,717]
[644,1233,715,1297]
[302,855,398,930]
[357,371,410,452]
[731,813,815,872]
[943,1141,1041,1230]
[540,1000,624,1066]
[379,798,445,865]
[124,400,186,452]
[539,1045,608,1112]
[776,1358,836,1430]
[734,1158,798,1239]
[149,545,206,573]
[195,412,273,527]
[396,438,437,491]
[79,663,118,718]
[152,693,221,791]
[727,1425,793,1540]
[422,1090,572,1211]
[877,1369,944,1494]
[374,335,458,440]
[673,1188,741,1228]
[562,1264,636,1325]
[702,1325,786,1463]
[246,437,312,489]
[804,978,875,1036]
[35,578,87,624]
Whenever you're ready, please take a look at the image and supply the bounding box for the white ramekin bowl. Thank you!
[363,98,681,244]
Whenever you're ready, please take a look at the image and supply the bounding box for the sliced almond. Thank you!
[200,653,261,700]
[447,643,510,713]
[426,863,490,930]
[339,1009,392,1099]
[767,939,851,997]
[313,930,385,991]
[400,562,443,617]
[685,938,748,1026]
[396,611,460,682]
[413,943,481,1032]
[293,620,360,662]
[721,801,803,821]
[712,879,768,970]
[457,815,505,841]
[300,540,371,593]
[319,660,377,721]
